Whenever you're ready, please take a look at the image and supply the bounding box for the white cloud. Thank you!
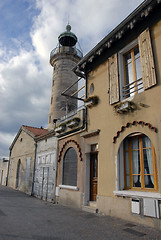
[0,0,143,157]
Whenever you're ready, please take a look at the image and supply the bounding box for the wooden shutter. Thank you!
[138,28,156,90]
[109,53,120,104]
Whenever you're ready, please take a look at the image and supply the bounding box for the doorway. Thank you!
[90,144,98,201]
[41,167,49,200]
[16,159,21,189]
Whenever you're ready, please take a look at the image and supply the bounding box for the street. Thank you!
[0,185,161,240]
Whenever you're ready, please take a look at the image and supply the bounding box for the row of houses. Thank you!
[4,0,161,230]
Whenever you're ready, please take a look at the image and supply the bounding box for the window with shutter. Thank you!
[62,147,78,186]
[109,28,156,103]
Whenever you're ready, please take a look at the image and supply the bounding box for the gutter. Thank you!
[6,150,11,186]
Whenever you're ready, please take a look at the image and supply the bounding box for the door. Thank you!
[90,151,98,201]
[16,159,21,189]
[1,170,3,184]
[41,167,49,200]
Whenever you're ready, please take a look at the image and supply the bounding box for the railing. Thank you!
[59,105,85,123]
[122,78,143,98]
[50,46,83,59]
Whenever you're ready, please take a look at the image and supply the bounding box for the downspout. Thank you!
[85,72,88,132]
[6,149,11,186]
[31,141,37,196]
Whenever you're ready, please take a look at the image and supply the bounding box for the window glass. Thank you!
[142,136,151,148]
[63,147,77,186]
[124,134,157,190]
[126,176,130,188]
[122,45,143,99]
[145,175,154,188]
[133,176,141,187]
[132,137,139,150]
[132,150,140,174]
[125,152,129,174]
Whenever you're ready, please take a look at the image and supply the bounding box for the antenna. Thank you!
[67,14,70,25]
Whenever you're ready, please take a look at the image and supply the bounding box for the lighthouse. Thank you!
[48,25,82,129]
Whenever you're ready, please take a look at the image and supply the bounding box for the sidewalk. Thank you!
[0,185,161,240]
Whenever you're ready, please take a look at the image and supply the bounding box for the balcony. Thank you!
[50,46,83,61]
[54,107,85,136]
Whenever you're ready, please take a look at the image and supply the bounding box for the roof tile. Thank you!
[23,125,48,137]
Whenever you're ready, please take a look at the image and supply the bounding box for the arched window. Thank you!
[62,147,77,186]
[123,134,158,190]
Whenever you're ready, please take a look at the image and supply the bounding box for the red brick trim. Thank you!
[58,139,82,162]
[113,121,157,143]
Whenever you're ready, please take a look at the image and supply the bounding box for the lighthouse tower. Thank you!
[48,25,82,129]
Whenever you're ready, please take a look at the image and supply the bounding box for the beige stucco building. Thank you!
[7,125,48,194]
[56,0,161,229]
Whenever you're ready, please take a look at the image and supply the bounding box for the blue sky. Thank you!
[0,0,144,158]
[0,0,39,58]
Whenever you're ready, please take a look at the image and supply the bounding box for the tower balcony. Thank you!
[50,46,83,63]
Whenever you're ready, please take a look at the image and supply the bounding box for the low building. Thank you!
[33,130,57,202]
[7,125,48,194]
[0,158,9,186]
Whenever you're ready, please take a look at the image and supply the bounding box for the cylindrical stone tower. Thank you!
[48,25,82,129]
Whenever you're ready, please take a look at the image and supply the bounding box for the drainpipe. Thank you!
[85,72,88,132]
[6,150,11,186]
[31,141,37,196]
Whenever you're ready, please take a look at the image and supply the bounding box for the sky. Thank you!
[0,0,144,158]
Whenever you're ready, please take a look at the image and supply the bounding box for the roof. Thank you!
[9,125,48,151]
[74,0,161,73]
[22,125,48,137]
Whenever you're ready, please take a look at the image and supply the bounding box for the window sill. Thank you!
[113,190,161,199]
[59,185,79,191]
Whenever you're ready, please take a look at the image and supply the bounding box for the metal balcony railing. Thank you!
[50,46,83,59]
[122,78,143,98]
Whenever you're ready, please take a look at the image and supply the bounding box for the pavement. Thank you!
[0,185,161,240]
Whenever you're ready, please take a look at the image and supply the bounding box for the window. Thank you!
[109,28,156,104]
[62,147,77,186]
[124,135,158,190]
[123,45,143,98]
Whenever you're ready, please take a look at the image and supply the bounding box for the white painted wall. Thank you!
[33,136,57,202]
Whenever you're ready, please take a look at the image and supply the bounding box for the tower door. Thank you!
[90,151,98,201]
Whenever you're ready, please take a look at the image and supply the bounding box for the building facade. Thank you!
[7,126,48,194]
[73,0,161,229]
[0,158,9,186]
[33,131,57,202]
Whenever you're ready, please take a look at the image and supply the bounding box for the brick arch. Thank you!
[58,139,82,162]
[113,121,157,143]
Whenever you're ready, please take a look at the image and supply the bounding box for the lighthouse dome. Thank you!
[58,24,77,47]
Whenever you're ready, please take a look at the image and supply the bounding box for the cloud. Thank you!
[0,0,143,158]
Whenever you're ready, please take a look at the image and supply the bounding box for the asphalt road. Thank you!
[0,185,161,240]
